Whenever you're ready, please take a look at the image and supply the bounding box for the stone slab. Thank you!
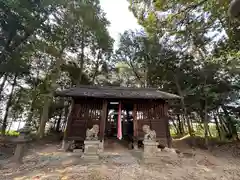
[73,149,83,153]
[82,155,99,161]
[142,140,159,161]
[84,140,100,145]
[83,140,100,161]
[142,157,160,164]
[143,140,159,146]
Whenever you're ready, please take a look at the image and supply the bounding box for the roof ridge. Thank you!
[71,85,159,91]
[56,85,181,99]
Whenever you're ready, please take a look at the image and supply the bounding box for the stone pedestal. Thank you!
[142,140,159,163]
[82,140,100,160]
[12,128,31,164]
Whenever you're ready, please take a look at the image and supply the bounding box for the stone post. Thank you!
[142,140,159,163]
[82,140,100,160]
[12,126,31,164]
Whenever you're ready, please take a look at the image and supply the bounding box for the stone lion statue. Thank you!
[86,124,99,140]
[142,125,156,141]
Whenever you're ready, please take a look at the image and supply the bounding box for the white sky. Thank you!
[100,0,142,49]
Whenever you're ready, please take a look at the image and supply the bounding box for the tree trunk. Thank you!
[26,100,35,127]
[171,118,179,135]
[190,115,194,130]
[38,93,53,138]
[25,71,40,128]
[203,100,209,147]
[92,51,101,83]
[61,100,74,149]
[207,125,212,138]
[7,120,13,132]
[178,114,184,135]
[17,120,22,131]
[53,117,58,130]
[219,115,229,134]
[173,75,193,136]
[9,91,22,131]
[61,103,69,131]
[1,74,17,135]
[222,105,239,140]
[77,29,85,86]
[0,74,7,101]
[37,56,64,139]
[213,112,222,140]
[56,110,63,132]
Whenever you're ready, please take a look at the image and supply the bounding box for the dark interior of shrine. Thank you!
[105,102,134,141]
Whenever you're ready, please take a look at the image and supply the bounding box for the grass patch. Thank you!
[170,123,219,139]
[0,130,19,137]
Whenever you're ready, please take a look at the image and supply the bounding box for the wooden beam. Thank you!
[100,100,108,140]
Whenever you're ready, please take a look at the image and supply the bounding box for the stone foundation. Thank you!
[82,140,100,160]
[142,140,159,163]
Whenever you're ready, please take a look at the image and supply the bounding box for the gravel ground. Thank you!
[1,141,240,180]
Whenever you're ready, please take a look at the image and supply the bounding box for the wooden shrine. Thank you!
[56,85,181,148]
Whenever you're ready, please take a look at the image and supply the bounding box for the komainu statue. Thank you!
[86,124,99,140]
[142,125,156,141]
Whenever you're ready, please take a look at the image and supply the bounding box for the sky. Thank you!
[100,0,141,48]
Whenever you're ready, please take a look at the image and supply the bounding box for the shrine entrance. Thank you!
[104,101,134,150]
[56,85,181,151]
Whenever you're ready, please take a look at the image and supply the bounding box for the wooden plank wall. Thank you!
[66,98,169,143]
[135,100,168,139]
[67,99,103,140]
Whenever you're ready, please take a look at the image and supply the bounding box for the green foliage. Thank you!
[124,0,240,142]
[0,0,114,135]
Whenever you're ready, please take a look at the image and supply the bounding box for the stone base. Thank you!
[82,140,100,161]
[142,157,160,164]
[143,140,159,158]
[142,140,159,163]
[82,154,99,161]
[73,149,83,153]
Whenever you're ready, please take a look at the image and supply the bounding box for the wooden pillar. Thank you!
[133,103,139,150]
[100,100,108,141]
[164,101,172,148]
[163,100,168,116]
[133,104,137,137]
